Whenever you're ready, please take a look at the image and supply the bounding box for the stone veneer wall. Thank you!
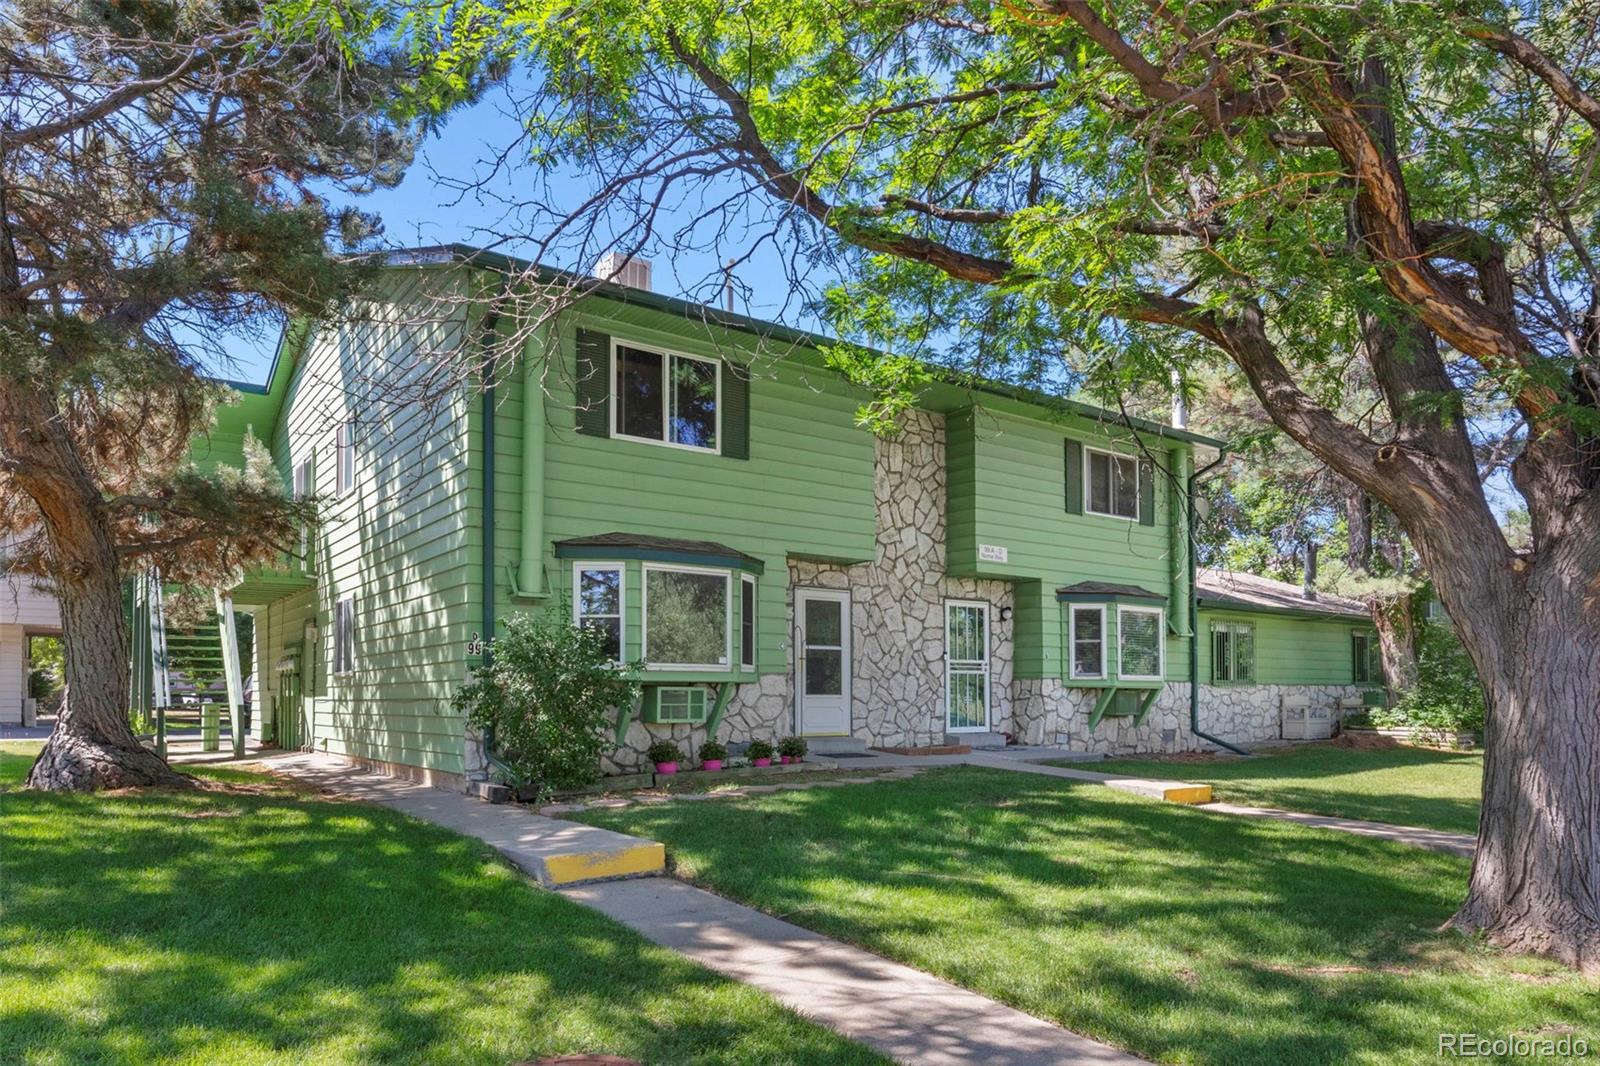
[602,409,1012,773]
[1014,679,1370,755]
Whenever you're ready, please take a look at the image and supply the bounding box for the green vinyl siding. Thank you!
[947,407,1189,681]
[485,294,877,682]
[1198,608,1377,686]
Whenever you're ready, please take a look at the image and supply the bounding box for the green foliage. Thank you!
[746,738,774,760]
[647,740,684,766]
[451,609,640,801]
[777,736,808,759]
[698,740,727,763]
[1389,623,1488,739]
[26,637,63,701]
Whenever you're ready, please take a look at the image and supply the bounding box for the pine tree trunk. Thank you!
[1,383,191,791]
[1371,595,1418,694]
[1440,551,1600,973]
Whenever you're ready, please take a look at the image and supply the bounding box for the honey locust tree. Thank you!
[0,0,463,790]
[435,0,1600,967]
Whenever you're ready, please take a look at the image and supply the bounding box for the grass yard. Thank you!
[1088,742,1483,835]
[576,766,1596,1066]
[0,741,883,1066]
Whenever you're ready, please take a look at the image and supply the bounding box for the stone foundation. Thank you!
[1015,679,1368,755]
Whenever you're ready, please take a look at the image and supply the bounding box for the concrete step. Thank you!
[947,732,1007,750]
[804,736,869,755]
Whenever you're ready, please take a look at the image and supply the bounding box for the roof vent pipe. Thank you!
[1170,369,1188,430]
[1303,543,1319,600]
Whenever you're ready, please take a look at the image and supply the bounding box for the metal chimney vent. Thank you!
[593,252,653,291]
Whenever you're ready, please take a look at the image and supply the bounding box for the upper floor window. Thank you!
[643,564,730,668]
[614,344,719,452]
[332,595,356,675]
[574,563,624,664]
[1212,622,1255,682]
[1086,447,1139,519]
[293,458,315,571]
[335,420,355,496]
[1118,605,1164,680]
[1069,605,1106,679]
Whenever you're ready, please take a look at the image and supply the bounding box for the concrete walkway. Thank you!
[270,752,1147,1066]
[1200,801,1477,857]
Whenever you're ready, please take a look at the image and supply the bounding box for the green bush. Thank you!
[746,738,774,760]
[777,736,808,759]
[451,609,640,803]
[647,740,683,766]
[1390,623,1486,739]
[698,740,727,763]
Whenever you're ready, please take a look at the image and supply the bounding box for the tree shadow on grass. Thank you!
[0,787,883,1066]
[579,767,1597,1066]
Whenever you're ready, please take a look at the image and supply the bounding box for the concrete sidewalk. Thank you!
[1200,801,1477,857]
[271,752,1148,1066]
[565,877,1146,1066]
[272,753,664,885]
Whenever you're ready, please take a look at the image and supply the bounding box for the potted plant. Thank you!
[647,740,683,775]
[747,738,774,767]
[778,736,808,765]
[699,740,727,772]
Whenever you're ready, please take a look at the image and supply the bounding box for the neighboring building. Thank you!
[195,245,1382,787]
[0,562,62,726]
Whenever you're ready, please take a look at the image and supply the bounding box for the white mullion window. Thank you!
[1069,604,1107,679]
[1212,622,1255,683]
[573,563,625,664]
[335,420,355,497]
[1085,446,1140,520]
[1117,605,1165,681]
[332,595,356,675]
[611,341,721,453]
[293,457,315,572]
[642,563,731,669]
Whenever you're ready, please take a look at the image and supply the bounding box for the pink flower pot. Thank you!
[781,755,795,764]
[655,762,678,775]
[752,757,772,767]
[702,759,723,772]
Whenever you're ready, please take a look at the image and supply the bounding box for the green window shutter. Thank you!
[722,362,749,459]
[1063,439,1083,514]
[574,329,610,437]
[1138,459,1156,526]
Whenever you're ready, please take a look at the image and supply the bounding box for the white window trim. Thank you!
[335,420,355,498]
[641,562,732,669]
[1212,621,1255,683]
[608,339,723,455]
[572,561,626,665]
[1083,446,1140,521]
[1068,604,1107,680]
[944,599,992,733]
[332,595,356,676]
[740,573,757,669]
[1117,605,1165,681]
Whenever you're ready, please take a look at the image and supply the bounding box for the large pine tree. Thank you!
[0,0,455,789]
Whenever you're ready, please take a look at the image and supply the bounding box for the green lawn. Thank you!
[576,766,1596,1066]
[0,742,882,1065]
[1087,742,1484,835]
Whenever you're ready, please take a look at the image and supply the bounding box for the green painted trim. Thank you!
[613,698,636,746]
[1088,684,1163,729]
[705,681,736,739]
[1131,687,1160,726]
[1064,678,1163,690]
[1056,592,1168,606]
[1088,688,1118,729]
[555,544,765,574]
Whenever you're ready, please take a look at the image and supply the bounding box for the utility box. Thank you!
[1282,695,1333,740]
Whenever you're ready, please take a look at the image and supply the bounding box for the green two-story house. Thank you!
[195,246,1380,786]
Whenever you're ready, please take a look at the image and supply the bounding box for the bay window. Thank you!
[644,565,730,667]
[1069,605,1106,679]
[574,564,624,663]
[1117,606,1164,680]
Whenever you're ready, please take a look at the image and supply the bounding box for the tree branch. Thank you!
[1468,23,1600,133]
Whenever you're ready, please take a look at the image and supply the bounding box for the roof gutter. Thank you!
[1187,448,1251,756]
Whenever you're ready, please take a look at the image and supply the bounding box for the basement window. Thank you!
[613,343,719,452]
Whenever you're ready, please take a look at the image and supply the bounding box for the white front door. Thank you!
[796,589,851,736]
[946,600,991,733]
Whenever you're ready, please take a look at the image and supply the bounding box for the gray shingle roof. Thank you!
[1196,568,1367,619]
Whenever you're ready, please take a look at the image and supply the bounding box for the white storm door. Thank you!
[796,589,851,735]
[946,601,991,732]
